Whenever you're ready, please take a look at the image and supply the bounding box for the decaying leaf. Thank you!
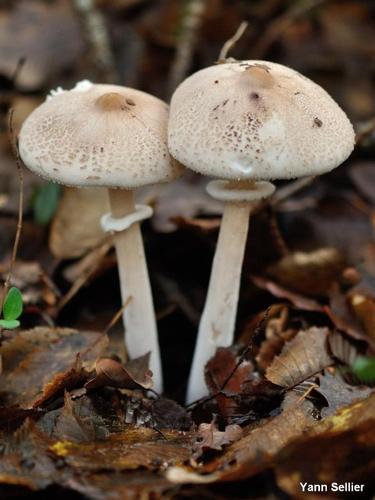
[349,293,375,339]
[266,247,345,297]
[50,427,193,471]
[49,187,110,259]
[317,372,372,417]
[251,275,324,312]
[167,398,316,483]
[265,327,333,388]
[85,353,153,391]
[0,327,107,409]
[192,421,243,459]
[275,394,375,497]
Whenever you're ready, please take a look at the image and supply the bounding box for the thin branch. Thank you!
[1,109,24,312]
[252,0,329,58]
[186,307,271,410]
[168,0,207,94]
[103,295,132,336]
[218,21,248,62]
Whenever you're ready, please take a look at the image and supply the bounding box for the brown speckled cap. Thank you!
[168,61,355,180]
[19,81,182,188]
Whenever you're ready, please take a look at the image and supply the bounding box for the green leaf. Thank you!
[352,356,375,383]
[0,319,20,330]
[33,182,61,225]
[3,286,23,320]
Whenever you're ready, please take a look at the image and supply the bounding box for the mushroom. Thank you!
[168,60,355,403]
[19,81,182,392]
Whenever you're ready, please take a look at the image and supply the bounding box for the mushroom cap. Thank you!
[168,61,355,180]
[19,82,183,189]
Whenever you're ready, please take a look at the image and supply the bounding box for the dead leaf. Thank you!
[266,247,345,297]
[317,372,372,418]
[150,398,192,431]
[265,327,333,388]
[168,398,316,483]
[50,427,193,471]
[251,275,324,312]
[275,394,375,497]
[0,327,107,409]
[193,422,243,459]
[50,187,110,259]
[205,346,254,418]
[85,354,153,392]
[349,293,375,339]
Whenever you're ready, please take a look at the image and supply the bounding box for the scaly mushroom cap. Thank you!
[168,61,355,180]
[19,81,183,188]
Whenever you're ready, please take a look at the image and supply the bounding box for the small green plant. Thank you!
[351,356,375,384]
[0,287,23,330]
[33,182,61,225]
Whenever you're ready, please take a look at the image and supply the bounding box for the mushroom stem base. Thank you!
[108,188,162,392]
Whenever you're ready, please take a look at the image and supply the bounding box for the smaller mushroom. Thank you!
[19,81,182,392]
[168,61,355,403]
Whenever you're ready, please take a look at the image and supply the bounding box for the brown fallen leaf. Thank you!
[266,247,345,297]
[85,353,153,392]
[349,293,375,339]
[0,327,107,409]
[251,275,324,312]
[205,346,254,418]
[193,421,243,459]
[275,394,375,497]
[265,327,333,388]
[317,372,373,417]
[167,398,316,483]
[49,187,110,259]
[50,427,193,472]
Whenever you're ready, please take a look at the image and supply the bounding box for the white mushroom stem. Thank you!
[186,180,275,404]
[106,188,163,392]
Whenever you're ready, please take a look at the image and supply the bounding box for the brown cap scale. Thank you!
[168,61,355,403]
[19,81,183,392]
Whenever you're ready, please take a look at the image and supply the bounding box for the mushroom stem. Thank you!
[108,188,162,392]
[186,201,252,403]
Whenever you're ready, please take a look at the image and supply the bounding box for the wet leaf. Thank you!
[50,427,193,472]
[265,327,333,388]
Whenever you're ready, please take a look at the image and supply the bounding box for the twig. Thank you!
[271,176,316,207]
[55,238,112,314]
[74,0,117,83]
[1,110,24,313]
[186,307,271,410]
[355,116,375,146]
[218,21,248,62]
[168,0,207,95]
[103,295,132,336]
[252,0,328,58]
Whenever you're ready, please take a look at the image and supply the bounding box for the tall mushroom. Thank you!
[19,81,182,392]
[168,61,355,403]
